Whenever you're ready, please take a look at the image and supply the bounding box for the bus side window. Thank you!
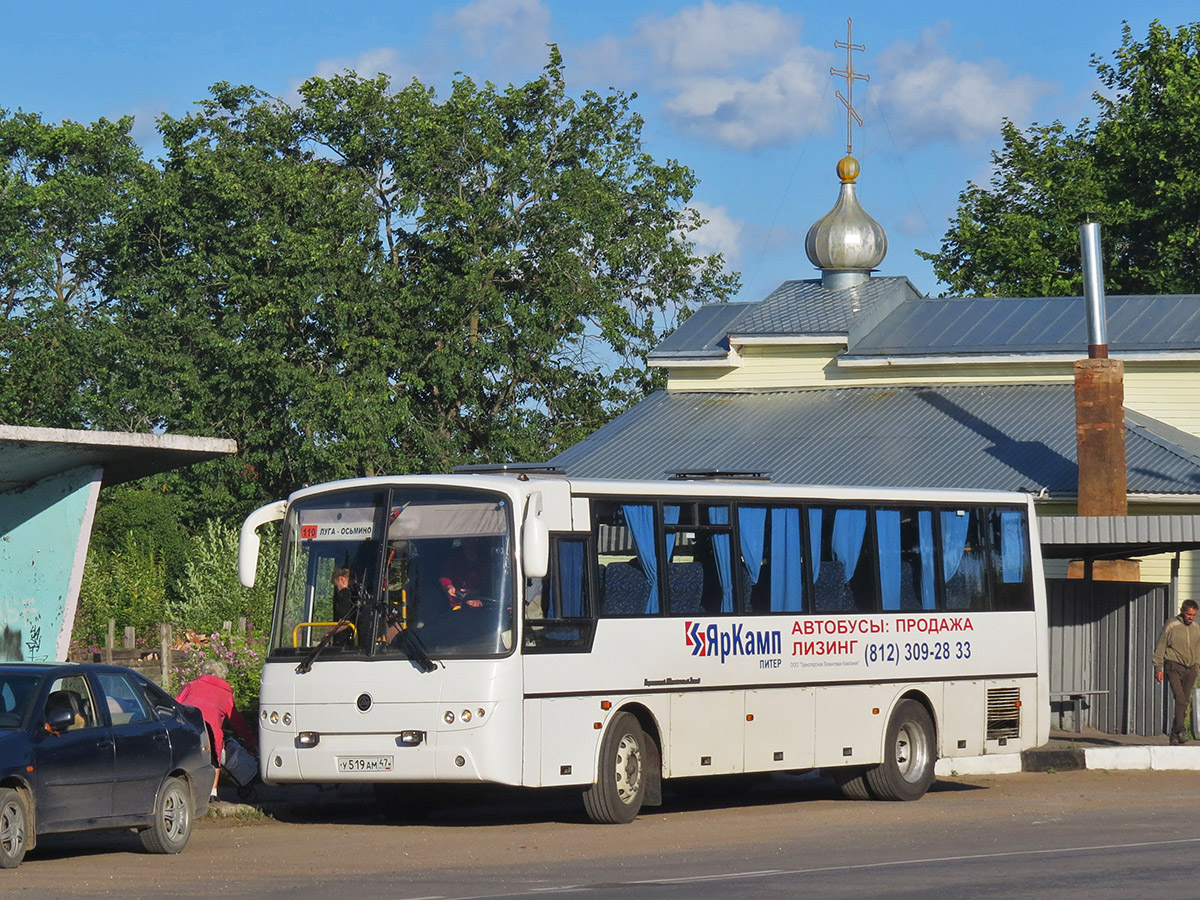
[594,501,657,616]
[990,507,1034,611]
[524,538,595,652]
[941,508,989,611]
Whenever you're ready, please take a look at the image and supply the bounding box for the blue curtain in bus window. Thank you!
[770,507,802,612]
[560,540,584,616]
[832,509,867,578]
[707,506,734,613]
[876,510,901,611]
[738,507,767,588]
[623,504,659,614]
[808,508,822,580]
[1000,510,1026,583]
[941,510,970,581]
[919,510,936,610]
[661,506,681,614]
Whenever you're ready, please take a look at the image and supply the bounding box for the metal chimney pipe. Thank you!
[1079,220,1108,358]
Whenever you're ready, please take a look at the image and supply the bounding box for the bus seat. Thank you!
[812,561,851,613]
[601,562,651,615]
[667,561,704,614]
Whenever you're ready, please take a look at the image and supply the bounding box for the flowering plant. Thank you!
[171,627,267,715]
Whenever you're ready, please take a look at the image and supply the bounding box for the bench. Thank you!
[1049,690,1109,733]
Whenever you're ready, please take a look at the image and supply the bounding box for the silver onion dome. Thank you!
[805,155,887,289]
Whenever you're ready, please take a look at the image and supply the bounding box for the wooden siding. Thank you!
[668,350,1200,440]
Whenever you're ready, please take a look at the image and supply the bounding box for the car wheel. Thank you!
[864,700,937,801]
[582,711,647,824]
[0,788,28,869]
[139,776,193,854]
[830,765,874,800]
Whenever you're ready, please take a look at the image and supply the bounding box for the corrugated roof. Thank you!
[649,277,922,358]
[649,303,749,358]
[848,294,1200,357]
[733,275,920,337]
[549,384,1200,497]
[1040,514,1200,557]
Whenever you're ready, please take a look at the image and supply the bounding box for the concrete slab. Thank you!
[935,753,1022,776]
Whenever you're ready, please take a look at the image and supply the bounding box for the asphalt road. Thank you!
[7,769,1199,899]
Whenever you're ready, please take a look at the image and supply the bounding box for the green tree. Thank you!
[0,111,148,426]
[172,518,279,635]
[296,50,736,466]
[101,51,735,521]
[921,21,1200,297]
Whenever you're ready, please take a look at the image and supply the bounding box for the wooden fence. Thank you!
[73,618,252,693]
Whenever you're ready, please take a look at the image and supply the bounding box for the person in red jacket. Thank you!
[176,660,257,801]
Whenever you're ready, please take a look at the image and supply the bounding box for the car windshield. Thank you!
[0,673,42,727]
[271,486,516,661]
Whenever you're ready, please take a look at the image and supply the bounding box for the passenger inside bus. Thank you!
[440,577,483,611]
[331,567,360,645]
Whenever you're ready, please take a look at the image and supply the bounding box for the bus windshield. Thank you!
[270,486,516,661]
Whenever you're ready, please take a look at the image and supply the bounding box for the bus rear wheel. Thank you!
[582,712,646,824]
[864,699,936,801]
[830,766,873,800]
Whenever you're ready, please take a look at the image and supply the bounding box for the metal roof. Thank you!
[648,276,922,359]
[848,294,1200,358]
[649,303,748,358]
[1039,515,1200,558]
[549,384,1200,497]
[0,425,237,494]
[732,275,920,337]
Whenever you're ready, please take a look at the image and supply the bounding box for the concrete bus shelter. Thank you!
[0,425,236,662]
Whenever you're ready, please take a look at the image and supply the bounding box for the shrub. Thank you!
[172,627,267,714]
[172,518,279,635]
[74,533,169,644]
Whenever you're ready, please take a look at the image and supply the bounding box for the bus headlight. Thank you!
[297,731,320,747]
[443,711,455,724]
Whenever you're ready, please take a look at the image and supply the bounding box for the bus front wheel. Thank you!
[865,699,936,801]
[582,712,646,824]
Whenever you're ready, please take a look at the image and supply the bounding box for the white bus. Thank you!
[239,468,1048,822]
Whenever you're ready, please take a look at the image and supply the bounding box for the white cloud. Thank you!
[873,24,1055,148]
[689,201,743,264]
[625,3,830,151]
[662,50,832,150]
[450,0,552,67]
[310,47,403,82]
[635,0,798,74]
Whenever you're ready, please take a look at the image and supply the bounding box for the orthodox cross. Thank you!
[831,17,869,155]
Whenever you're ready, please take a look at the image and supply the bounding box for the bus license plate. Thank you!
[337,756,393,773]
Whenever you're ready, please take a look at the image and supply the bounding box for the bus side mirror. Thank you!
[523,493,549,579]
[239,500,287,588]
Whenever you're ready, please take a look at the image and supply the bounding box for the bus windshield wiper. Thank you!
[395,626,439,673]
[295,585,369,675]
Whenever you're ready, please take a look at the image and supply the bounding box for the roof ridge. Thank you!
[1124,409,1200,471]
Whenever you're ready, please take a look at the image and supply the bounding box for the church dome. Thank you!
[805,155,887,286]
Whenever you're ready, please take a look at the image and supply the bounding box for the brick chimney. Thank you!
[1070,220,1136,580]
[1074,220,1127,516]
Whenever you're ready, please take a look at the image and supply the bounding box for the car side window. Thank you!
[45,675,98,731]
[95,671,153,726]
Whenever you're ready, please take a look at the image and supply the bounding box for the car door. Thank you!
[33,674,114,829]
[93,671,171,818]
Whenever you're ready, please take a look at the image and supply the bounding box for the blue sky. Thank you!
[3,1,1195,300]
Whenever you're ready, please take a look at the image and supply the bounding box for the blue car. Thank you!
[0,662,215,868]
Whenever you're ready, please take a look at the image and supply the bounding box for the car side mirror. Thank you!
[45,706,76,733]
